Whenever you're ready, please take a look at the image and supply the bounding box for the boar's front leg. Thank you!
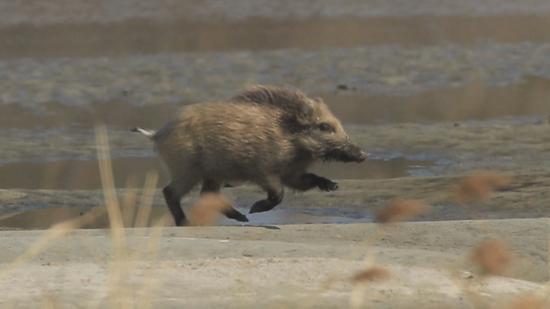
[249,178,284,214]
[201,179,248,222]
[284,173,339,192]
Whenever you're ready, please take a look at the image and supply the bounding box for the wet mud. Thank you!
[3,15,550,58]
[0,157,434,190]
[1,2,550,229]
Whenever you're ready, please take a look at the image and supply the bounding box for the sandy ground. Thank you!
[0,219,548,308]
[1,1,550,307]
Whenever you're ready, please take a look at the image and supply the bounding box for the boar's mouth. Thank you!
[323,145,367,163]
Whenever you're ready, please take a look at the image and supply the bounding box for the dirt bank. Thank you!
[0,219,547,308]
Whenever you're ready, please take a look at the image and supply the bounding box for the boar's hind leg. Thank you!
[201,179,248,222]
[163,177,199,226]
[163,185,186,226]
[285,173,338,192]
[249,179,284,214]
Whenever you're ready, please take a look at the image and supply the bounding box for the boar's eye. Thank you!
[318,123,334,132]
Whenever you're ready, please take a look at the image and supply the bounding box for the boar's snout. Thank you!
[325,143,367,163]
[346,145,368,162]
[356,150,368,162]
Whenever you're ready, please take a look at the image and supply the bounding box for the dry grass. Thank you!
[0,125,240,307]
[470,238,513,276]
[1,126,169,307]
[453,171,513,204]
[375,198,431,224]
[96,125,134,307]
[187,193,232,226]
[134,171,159,228]
[507,293,549,309]
[350,266,391,284]
[0,207,105,279]
[0,126,542,308]
[348,264,391,309]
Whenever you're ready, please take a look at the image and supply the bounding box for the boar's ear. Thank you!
[313,97,324,104]
[283,100,317,131]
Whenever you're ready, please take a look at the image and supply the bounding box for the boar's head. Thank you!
[233,85,367,163]
[297,97,367,163]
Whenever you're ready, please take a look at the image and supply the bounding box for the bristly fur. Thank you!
[231,85,310,108]
[135,84,366,226]
[231,85,317,131]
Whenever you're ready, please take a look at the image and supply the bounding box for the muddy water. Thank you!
[0,157,433,190]
[3,0,550,25]
[0,158,162,190]
[326,76,550,124]
[3,15,550,58]
[0,206,371,230]
[2,3,550,229]
[3,76,550,130]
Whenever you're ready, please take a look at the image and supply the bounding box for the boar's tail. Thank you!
[131,127,156,138]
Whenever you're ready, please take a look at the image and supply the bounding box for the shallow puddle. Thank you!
[0,205,370,230]
[323,76,550,124]
[242,208,371,226]
[3,77,550,130]
[0,157,162,190]
[3,15,550,58]
[1,8,548,231]
[0,157,434,190]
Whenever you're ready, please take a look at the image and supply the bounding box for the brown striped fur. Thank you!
[135,85,366,225]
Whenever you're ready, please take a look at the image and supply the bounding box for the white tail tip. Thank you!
[131,127,155,138]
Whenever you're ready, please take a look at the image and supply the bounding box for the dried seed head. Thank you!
[470,239,512,276]
[507,294,547,309]
[454,171,512,203]
[350,266,391,284]
[375,199,431,224]
[187,194,232,226]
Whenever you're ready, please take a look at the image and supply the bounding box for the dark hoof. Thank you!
[319,179,339,191]
[234,213,249,222]
[175,219,188,226]
[249,206,263,214]
[223,208,249,222]
[249,202,273,214]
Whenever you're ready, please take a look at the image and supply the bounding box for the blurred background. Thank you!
[1,0,550,227]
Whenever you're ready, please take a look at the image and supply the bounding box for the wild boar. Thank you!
[133,85,366,226]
